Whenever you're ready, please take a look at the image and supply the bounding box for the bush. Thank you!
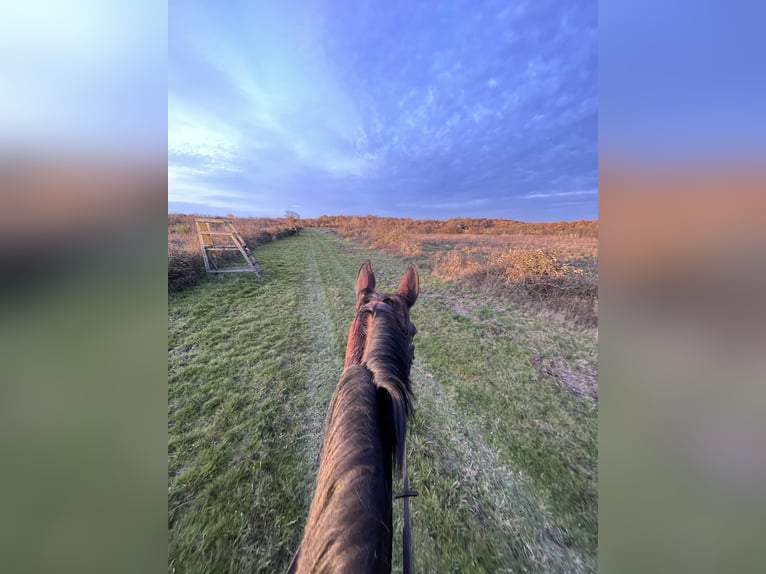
[432,247,597,326]
[168,245,206,293]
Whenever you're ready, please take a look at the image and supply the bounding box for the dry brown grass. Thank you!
[335,217,422,255]
[168,215,205,293]
[415,233,598,259]
[167,214,299,293]
[307,215,597,239]
[308,216,599,326]
[495,248,580,282]
[430,244,597,325]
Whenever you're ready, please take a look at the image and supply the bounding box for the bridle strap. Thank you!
[395,443,418,574]
[358,300,395,316]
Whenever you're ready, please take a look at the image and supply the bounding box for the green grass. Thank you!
[168,229,597,573]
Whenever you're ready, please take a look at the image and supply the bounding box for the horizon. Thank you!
[169,1,597,221]
[169,211,598,225]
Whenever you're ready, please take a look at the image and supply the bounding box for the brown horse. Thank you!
[287,260,419,573]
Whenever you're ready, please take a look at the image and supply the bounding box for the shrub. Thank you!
[432,249,484,280]
[168,244,206,293]
[431,246,597,326]
[494,248,578,283]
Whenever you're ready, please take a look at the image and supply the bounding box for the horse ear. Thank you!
[397,264,419,307]
[355,260,375,297]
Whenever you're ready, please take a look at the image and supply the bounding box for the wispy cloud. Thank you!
[524,189,598,199]
[168,98,242,172]
[167,163,247,209]
[417,198,490,211]
[169,0,597,219]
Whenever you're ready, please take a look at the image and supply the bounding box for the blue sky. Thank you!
[169,0,597,221]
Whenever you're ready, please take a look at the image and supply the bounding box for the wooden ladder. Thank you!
[194,218,263,275]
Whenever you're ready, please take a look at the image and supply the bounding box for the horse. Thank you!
[287,260,419,573]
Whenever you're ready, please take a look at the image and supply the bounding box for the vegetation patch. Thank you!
[167,214,300,293]
[300,216,598,327]
[169,229,597,573]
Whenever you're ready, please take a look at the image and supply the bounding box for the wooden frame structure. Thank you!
[194,218,262,275]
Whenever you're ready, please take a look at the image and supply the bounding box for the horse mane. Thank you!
[363,308,414,471]
[291,364,393,573]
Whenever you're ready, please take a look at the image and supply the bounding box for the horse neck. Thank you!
[297,365,394,573]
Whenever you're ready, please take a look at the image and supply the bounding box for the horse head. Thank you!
[344,259,419,370]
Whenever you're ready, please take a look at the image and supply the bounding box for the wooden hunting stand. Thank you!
[194,218,263,276]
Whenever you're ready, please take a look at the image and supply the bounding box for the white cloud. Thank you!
[168,164,245,203]
[168,96,242,173]
[418,198,490,210]
[471,104,492,124]
[524,189,597,199]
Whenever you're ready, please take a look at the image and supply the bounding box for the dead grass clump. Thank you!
[431,247,598,326]
[532,356,598,400]
[168,216,205,293]
[412,233,598,260]
[494,248,574,283]
[336,219,371,244]
[499,249,597,326]
[369,226,422,256]
[432,249,484,280]
[336,217,421,256]
[234,217,300,246]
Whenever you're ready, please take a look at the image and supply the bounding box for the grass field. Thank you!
[168,228,598,573]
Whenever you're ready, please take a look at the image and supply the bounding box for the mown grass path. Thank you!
[169,229,597,573]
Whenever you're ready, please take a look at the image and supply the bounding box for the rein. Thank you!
[395,447,418,574]
[358,299,418,574]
